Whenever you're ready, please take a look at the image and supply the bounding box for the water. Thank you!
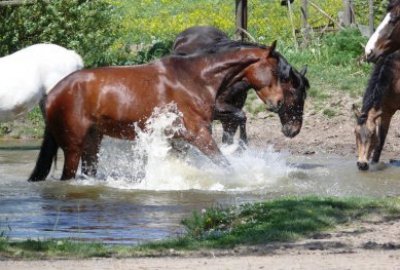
[1,112,400,244]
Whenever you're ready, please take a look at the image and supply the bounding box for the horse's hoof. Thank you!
[357,162,369,171]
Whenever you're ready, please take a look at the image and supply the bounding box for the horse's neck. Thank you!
[197,49,259,93]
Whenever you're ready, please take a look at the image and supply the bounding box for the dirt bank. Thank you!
[243,92,400,162]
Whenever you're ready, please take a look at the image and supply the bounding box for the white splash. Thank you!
[76,105,295,191]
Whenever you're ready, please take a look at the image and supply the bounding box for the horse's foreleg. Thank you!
[61,148,81,180]
[372,114,392,163]
[216,108,247,145]
[185,125,230,167]
[238,118,248,146]
[82,128,103,177]
[221,120,237,145]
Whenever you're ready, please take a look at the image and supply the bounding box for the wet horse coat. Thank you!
[29,42,290,181]
[173,26,309,144]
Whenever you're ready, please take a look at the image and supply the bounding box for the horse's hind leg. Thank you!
[61,147,81,180]
[81,128,103,177]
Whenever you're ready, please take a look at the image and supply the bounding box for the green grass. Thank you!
[1,196,400,259]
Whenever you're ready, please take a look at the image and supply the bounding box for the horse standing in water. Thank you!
[365,0,400,62]
[173,26,309,144]
[29,41,292,181]
[0,44,84,121]
[353,51,400,170]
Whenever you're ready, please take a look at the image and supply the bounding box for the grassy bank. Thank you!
[1,196,399,259]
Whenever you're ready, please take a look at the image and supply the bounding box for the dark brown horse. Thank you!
[173,26,309,145]
[353,51,400,170]
[366,0,400,62]
[29,41,291,181]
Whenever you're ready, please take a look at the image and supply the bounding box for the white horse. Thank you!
[0,44,84,121]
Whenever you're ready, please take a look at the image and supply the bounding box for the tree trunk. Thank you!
[301,0,310,46]
[369,0,374,36]
[235,0,248,41]
[342,0,355,26]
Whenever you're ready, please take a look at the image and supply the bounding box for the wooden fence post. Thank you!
[301,0,310,46]
[369,0,374,36]
[235,0,248,41]
[342,0,355,26]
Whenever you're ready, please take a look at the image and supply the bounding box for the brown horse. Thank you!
[366,0,400,62]
[29,41,291,181]
[173,26,309,145]
[353,51,400,170]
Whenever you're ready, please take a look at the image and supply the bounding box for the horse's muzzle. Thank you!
[357,161,369,171]
[281,124,301,138]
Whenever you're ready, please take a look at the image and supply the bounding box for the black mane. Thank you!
[359,53,396,124]
[201,39,267,54]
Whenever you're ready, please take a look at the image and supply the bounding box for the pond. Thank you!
[1,137,400,244]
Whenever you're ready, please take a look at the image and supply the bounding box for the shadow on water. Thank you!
[2,140,400,244]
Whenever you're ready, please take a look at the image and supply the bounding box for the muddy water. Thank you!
[1,139,400,244]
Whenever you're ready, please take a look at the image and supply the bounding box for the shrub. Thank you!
[0,0,120,67]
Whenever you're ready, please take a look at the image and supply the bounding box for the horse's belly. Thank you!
[100,120,138,140]
[0,77,42,121]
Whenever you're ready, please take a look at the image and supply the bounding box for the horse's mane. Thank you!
[388,0,400,11]
[200,39,268,54]
[359,53,397,124]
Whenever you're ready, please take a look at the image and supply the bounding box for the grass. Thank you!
[1,196,400,259]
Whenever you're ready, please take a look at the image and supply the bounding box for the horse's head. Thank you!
[278,66,309,138]
[365,0,400,62]
[243,41,288,113]
[352,105,381,171]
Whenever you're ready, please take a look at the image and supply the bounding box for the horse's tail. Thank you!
[28,128,58,182]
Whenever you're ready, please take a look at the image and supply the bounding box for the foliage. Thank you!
[322,28,367,65]
[117,0,344,45]
[0,0,120,67]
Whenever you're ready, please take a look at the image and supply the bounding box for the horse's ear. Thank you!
[352,104,361,119]
[300,66,308,76]
[270,40,277,52]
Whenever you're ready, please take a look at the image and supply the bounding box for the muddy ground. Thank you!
[243,92,400,162]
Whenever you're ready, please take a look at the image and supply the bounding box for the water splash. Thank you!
[77,105,295,191]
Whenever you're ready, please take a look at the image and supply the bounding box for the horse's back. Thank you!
[0,44,84,121]
[173,26,229,55]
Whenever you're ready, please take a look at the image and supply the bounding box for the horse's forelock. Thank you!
[357,114,368,125]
